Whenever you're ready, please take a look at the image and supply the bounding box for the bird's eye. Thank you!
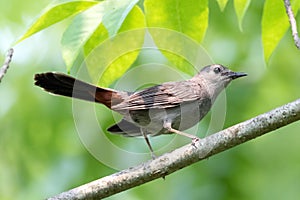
[213,66,222,74]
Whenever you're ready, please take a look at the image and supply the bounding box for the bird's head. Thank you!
[193,64,247,100]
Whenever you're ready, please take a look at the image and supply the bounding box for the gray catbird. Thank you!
[34,64,247,156]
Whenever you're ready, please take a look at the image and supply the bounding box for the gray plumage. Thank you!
[34,64,247,155]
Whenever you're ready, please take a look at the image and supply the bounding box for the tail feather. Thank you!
[34,72,122,108]
[108,119,142,136]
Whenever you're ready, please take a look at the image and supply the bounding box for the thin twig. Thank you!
[283,0,300,49]
[47,98,300,200]
[0,48,14,83]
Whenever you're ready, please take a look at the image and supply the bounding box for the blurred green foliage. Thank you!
[1,0,300,200]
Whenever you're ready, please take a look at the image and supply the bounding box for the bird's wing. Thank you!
[112,81,204,110]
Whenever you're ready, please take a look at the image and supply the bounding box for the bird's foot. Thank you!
[191,137,200,149]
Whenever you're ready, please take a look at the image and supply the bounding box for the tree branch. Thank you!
[0,48,14,83]
[283,0,300,49]
[47,98,300,200]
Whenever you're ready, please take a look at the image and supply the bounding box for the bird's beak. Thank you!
[226,71,247,79]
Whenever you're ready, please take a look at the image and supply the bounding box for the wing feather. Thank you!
[112,81,204,111]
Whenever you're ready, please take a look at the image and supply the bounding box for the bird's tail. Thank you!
[34,72,123,108]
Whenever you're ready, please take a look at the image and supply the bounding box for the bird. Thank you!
[34,64,247,158]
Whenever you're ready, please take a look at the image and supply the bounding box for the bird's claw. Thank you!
[191,137,200,149]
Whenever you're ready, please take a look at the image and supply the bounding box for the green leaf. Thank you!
[262,0,300,62]
[84,0,139,55]
[85,6,146,87]
[62,0,139,72]
[102,0,139,37]
[16,0,98,43]
[144,0,209,75]
[217,0,229,11]
[83,24,109,58]
[145,0,208,42]
[234,0,251,31]
[61,3,105,71]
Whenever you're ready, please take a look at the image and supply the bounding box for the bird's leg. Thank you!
[141,128,156,159]
[163,119,200,145]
